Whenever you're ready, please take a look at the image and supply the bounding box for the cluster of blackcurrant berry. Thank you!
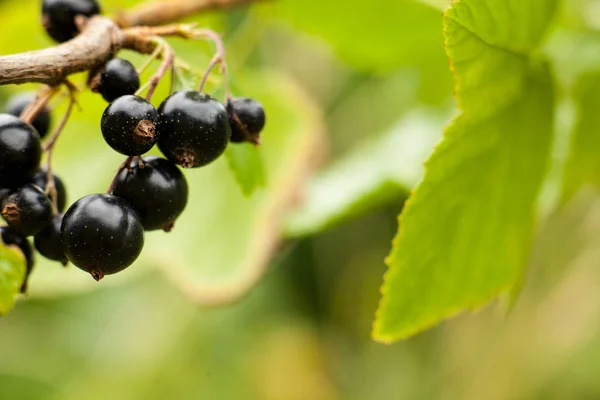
[0,0,266,291]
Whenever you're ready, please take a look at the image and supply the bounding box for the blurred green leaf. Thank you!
[0,241,26,316]
[285,109,447,237]
[225,143,266,197]
[373,0,558,342]
[562,72,600,202]
[272,0,453,104]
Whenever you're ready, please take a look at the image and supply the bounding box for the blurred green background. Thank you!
[2,0,600,399]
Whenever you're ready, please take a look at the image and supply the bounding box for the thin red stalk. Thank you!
[107,156,135,194]
[145,40,175,101]
[43,83,76,214]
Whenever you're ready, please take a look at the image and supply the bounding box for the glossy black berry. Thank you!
[0,114,42,187]
[101,95,158,156]
[157,90,231,168]
[5,92,52,138]
[1,184,54,237]
[61,194,144,280]
[227,97,266,144]
[1,226,35,293]
[33,168,68,213]
[34,214,67,265]
[112,156,188,231]
[95,59,140,103]
[42,0,101,43]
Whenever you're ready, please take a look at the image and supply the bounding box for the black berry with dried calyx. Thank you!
[61,194,144,280]
[157,90,231,168]
[101,95,158,156]
[227,97,265,144]
[1,184,54,237]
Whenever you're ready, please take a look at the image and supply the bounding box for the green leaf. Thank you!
[0,240,26,315]
[284,109,447,237]
[562,72,600,202]
[373,0,558,342]
[225,143,267,197]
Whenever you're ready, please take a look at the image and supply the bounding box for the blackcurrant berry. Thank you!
[101,95,158,156]
[0,187,10,204]
[94,58,140,103]
[0,114,41,187]
[157,90,231,168]
[1,184,54,237]
[227,97,266,144]
[1,226,35,293]
[41,0,101,43]
[112,156,189,231]
[33,168,68,213]
[5,92,52,138]
[61,194,144,280]
[34,214,67,265]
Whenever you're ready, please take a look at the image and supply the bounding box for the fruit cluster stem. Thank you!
[144,38,175,101]
[43,82,77,214]
[195,29,231,99]
[107,156,135,194]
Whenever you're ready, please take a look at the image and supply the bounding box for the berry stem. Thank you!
[193,29,231,99]
[144,37,175,101]
[137,40,164,75]
[43,81,77,214]
[20,85,59,125]
[107,156,135,194]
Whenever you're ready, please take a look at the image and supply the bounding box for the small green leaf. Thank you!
[226,143,267,197]
[0,240,26,315]
[562,72,600,202]
[373,0,558,342]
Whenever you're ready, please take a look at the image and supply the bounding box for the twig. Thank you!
[0,17,122,86]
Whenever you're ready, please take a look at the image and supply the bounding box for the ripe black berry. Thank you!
[33,168,68,213]
[1,226,35,293]
[0,115,41,187]
[42,0,101,43]
[5,92,52,138]
[1,184,54,237]
[101,95,158,156]
[157,90,231,168]
[112,156,188,231]
[227,97,266,144]
[34,214,67,265]
[95,59,141,103]
[61,194,144,280]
